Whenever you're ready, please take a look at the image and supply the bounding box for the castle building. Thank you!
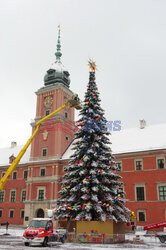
[0,30,166,227]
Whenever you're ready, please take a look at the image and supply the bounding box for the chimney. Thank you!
[139,120,146,129]
[11,141,17,148]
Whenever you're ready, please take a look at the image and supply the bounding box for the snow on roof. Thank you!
[111,123,166,154]
[0,145,31,166]
[50,61,66,73]
[62,123,166,159]
[62,140,76,160]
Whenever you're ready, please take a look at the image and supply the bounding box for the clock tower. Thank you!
[30,27,76,161]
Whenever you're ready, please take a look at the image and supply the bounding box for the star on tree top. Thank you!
[88,59,97,71]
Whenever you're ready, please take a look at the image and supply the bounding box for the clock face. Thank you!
[44,96,53,108]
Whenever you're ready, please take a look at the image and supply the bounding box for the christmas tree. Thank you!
[56,60,130,223]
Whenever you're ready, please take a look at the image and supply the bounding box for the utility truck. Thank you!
[23,217,66,247]
[137,221,166,243]
[144,221,166,243]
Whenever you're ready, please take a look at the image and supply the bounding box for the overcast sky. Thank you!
[0,0,166,148]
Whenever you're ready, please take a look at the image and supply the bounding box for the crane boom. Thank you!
[144,221,166,231]
[0,96,81,191]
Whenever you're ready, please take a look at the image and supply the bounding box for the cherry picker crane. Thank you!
[0,95,81,191]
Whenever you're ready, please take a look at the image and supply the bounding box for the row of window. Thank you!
[0,190,26,202]
[2,157,164,179]
[131,185,166,201]
[116,158,165,172]
[45,109,68,119]
[0,167,48,180]
[0,188,45,202]
[1,184,165,203]
[0,209,24,219]
[1,170,28,180]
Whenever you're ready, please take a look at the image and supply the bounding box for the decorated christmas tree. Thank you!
[56,60,130,223]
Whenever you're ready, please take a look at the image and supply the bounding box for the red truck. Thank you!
[23,218,66,247]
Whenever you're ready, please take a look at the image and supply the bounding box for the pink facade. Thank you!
[30,85,77,160]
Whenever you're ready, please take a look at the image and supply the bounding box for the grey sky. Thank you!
[0,0,166,148]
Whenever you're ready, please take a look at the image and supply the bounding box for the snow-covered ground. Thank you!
[0,227,165,250]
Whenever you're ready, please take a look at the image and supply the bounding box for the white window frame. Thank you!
[40,167,46,177]
[20,209,24,219]
[137,209,146,222]
[13,171,17,179]
[9,209,14,218]
[156,182,166,201]
[37,186,46,201]
[0,190,5,202]
[134,183,146,201]
[21,189,26,202]
[156,157,165,169]
[10,189,16,202]
[135,159,143,171]
[42,148,47,157]
[24,170,28,179]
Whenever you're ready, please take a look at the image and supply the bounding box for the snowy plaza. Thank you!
[0,227,165,250]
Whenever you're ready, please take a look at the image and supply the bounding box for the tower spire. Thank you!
[44,25,70,88]
[55,25,62,61]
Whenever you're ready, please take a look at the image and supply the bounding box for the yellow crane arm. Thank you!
[0,124,41,191]
[0,97,81,191]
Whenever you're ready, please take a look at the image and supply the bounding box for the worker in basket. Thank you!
[73,93,79,102]
[70,94,82,110]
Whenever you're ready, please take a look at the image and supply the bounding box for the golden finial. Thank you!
[58,25,61,33]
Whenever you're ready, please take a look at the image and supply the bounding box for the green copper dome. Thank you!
[44,26,70,88]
